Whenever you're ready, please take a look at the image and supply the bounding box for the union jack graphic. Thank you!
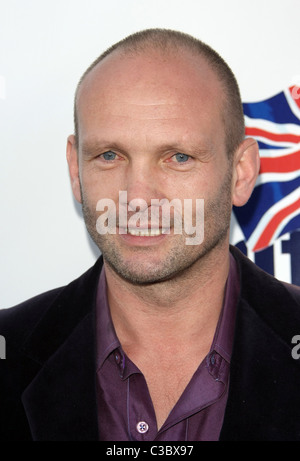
[233,85,300,252]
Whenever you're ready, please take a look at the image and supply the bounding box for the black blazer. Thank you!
[1,246,300,441]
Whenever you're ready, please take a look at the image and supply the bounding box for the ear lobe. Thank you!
[66,134,82,204]
[232,137,260,207]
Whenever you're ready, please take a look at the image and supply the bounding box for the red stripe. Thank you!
[289,86,300,110]
[259,150,300,173]
[245,127,300,143]
[253,197,300,251]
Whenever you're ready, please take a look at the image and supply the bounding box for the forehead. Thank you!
[76,49,225,146]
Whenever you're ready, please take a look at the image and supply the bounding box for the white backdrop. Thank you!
[1,0,299,308]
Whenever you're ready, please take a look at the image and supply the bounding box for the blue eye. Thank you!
[174,153,190,163]
[101,151,117,161]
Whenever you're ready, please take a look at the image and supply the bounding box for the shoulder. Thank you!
[230,244,300,302]
[230,245,300,342]
[0,288,64,347]
[0,257,104,350]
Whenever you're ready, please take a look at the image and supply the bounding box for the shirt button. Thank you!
[136,421,149,434]
[114,352,121,364]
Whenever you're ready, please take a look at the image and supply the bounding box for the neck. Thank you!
[104,242,231,354]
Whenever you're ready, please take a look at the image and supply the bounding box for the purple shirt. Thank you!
[96,254,240,441]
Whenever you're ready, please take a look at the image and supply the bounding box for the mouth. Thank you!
[126,228,169,237]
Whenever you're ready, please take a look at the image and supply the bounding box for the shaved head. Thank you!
[73,28,245,157]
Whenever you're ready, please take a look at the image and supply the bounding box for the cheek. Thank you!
[80,167,121,204]
[171,172,211,202]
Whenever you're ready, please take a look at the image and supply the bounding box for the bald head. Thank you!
[74,28,245,157]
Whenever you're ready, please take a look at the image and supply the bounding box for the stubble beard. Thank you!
[80,169,233,286]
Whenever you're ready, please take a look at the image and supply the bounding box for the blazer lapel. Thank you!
[22,312,99,440]
[220,247,300,440]
[20,257,104,441]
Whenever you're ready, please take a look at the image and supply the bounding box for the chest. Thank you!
[144,371,193,429]
[133,352,208,430]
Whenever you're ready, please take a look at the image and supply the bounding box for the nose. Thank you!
[120,159,164,209]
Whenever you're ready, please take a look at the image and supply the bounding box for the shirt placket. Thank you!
[115,352,158,441]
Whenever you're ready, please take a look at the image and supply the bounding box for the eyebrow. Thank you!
[80,139,214,159]
[80,141,122,157]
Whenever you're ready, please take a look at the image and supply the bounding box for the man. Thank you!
[1,28,300,441]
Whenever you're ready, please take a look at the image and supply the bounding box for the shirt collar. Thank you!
[95,267,120,371]
[209,252,240,364]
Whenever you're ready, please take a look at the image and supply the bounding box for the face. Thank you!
[69,49,235,284]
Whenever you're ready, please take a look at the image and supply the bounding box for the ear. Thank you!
[232,137,260,207]
[66,134,82,204]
